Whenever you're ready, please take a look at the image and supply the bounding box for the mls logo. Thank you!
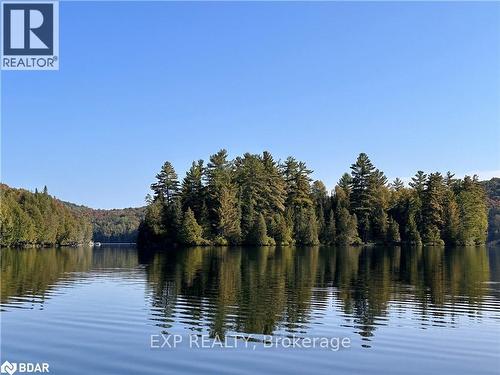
[1,0,59,70]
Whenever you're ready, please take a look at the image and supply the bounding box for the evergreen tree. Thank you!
[325,209,336,244]
[387,217,401,244]
[247,213,269,245]
[261,151,286,214]
[136,150,492,248]
[163,197,182,244]
[181,160,205,220]
[422,172,445,245]
[179,208,206,245]
[283,157,313,208]
[312,180,328,242]
[217,186,241,244]
[442,189,459,244]
[338,173,352,194]
[0,184,92,247]
[350,153,376,242]
[271,213,293,245]
[336,206,359,245]
[372,205,388,243]
[205,149,240,240]
[391,178,405,191]
[457,176,488,245]
[293,207,319,245]
[409,171,427,233]
[151,161,179,203]
[405,212,421,245]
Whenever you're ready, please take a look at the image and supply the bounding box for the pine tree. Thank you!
[179,208,206,245]
[350,153,376,242]
[247,213,269,245]
[205,149,240,239]
[372,205,388,243]
[163,197,182,244]
[217,186,241,244]
[442,189,459,245]
[294,207,319,245]
[422,172,445,245]
[336,206,359,245]
[271,213,293,245]
[457,176,488,245]
[283,157,313,208]
[151,161,179,203]
[325,209,336,244]
[387,217,401,244]
[391,178,404,191]
[338,173,352,195]
[261,151,286,214]
[405,212,421,245]
[409,171,427,233]
[181,160,205,220]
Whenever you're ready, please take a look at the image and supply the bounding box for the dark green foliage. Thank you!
[270,213,293,245]
[350,153,375,242]
[294,207,320,245]
[372,206,388,243]
[336,207,360,245]
[442,190,459,245]
[217,186,241,244]
[405,212,422,245]
[247,213,271,245]
[387,217,401,243]
[456,176,488,245]
[481,178,500,243]
[421,172,445,245]
[0,184,92,247]
[137,200,165,247]
[325,209,336,244]
[391,178,404,192]
[137,151,492,248]
[150,161,179,203]
[181,160,205,220]
[179,208,207,246]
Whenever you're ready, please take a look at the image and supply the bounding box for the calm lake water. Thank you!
[1,245,499,374]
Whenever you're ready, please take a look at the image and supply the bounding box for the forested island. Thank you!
[137,150,491,248]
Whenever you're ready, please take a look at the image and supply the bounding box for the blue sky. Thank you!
[2,1,499,209]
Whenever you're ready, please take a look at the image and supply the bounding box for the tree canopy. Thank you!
[138,151,491,247]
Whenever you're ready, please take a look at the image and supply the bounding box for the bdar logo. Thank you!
[0,361,17,375]
[1,1,59,70]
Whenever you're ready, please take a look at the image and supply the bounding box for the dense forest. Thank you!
[138,150,490,248]
[483,178,500,244]
[0,184,93,247]
[64,203,145,243]
[0,159,497,249]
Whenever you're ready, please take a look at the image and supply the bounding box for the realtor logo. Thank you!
[1,0,59,70]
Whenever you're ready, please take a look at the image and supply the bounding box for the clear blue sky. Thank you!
[2,1,499,209]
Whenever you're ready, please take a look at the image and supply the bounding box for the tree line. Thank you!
[138,150,489,248]
[0,184,93,247]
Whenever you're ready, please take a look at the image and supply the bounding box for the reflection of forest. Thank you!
[144,246,496,340]
[0,246,139,306]
[1,246,496,341]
